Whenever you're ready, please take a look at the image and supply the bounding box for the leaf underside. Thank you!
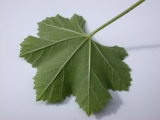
[20,14,131,116]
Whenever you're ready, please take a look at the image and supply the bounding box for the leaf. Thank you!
[20,14,131,116]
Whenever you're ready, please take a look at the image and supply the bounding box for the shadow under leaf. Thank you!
[46,96,72,106]
[94,90,123,120]
[126,44,160,51]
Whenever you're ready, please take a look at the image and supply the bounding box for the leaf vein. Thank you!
[75,15,85,34]
[91,89,103,107]
[47,18,54,25]
[91,69,108,94]
[57,15,64,28]
[21,36,85,56]
[33,49,44,66]
[49,83,54,102]
[92,42,127,87]
[39,23,86,36]
[108,60,129,69]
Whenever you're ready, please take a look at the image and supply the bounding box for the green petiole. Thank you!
[88,0,145,38]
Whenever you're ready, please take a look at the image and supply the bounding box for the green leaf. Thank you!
[20,14,131,116]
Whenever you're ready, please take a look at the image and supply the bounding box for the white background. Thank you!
[0,0,160,120]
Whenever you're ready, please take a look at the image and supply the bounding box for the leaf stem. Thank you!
[88,0,145,38]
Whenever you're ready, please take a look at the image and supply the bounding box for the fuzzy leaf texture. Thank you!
[20,14,131,116]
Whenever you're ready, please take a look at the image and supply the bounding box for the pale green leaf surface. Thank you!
[20,14,131,116]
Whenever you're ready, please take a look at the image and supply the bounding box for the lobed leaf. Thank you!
[20,14,131,116]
